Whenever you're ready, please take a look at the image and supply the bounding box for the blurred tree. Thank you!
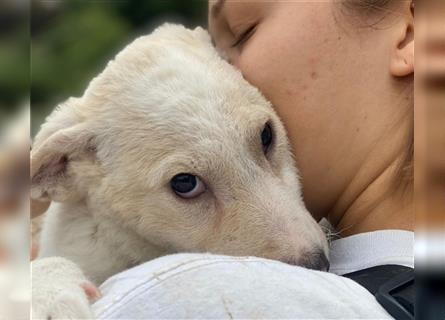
[0,0,29,122]
[0,29,29,115]
[31,3,131,129]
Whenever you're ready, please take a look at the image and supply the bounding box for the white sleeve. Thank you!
[92,253,392,319]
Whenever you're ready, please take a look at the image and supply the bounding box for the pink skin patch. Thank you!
[80,282,102,302]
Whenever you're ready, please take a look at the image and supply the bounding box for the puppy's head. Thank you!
[31,25,329,270]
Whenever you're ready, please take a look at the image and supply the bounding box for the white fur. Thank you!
[31,24,328,319]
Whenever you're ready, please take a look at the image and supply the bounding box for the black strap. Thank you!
[343,265,414,320]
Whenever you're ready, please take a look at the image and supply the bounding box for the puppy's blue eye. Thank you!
[171,173,206,199]
[261,123,273,154]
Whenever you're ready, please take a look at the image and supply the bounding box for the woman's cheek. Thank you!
[236,39,279,99]
[233,24,337,216]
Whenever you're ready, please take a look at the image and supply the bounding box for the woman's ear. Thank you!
[390,1,414,77]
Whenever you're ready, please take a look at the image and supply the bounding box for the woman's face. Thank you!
[209,0,411,221]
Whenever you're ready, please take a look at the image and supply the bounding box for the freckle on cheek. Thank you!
[310,71,318,79]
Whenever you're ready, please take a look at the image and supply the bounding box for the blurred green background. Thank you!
[0,0,29,127]
[0,0,207,134]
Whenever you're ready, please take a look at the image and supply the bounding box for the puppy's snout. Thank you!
[300,249,330,271]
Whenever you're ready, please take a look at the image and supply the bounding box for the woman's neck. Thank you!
[329,150,413,237]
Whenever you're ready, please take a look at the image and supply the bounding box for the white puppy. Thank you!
[31,24,329,319]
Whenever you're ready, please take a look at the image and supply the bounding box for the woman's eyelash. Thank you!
[231,25,256,48]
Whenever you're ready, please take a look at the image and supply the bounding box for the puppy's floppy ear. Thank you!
[31,99,95,202]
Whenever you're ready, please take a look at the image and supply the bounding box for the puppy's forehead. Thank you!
[87,27,273,146]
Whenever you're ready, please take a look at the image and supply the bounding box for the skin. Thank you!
[209,0,414,236]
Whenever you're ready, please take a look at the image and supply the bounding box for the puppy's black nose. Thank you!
[300,249,330,271]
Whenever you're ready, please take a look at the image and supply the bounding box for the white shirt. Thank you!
[330,230,414,275]
[93,230,413,319]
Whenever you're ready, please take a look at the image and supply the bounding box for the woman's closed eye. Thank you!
[231,24,257,48]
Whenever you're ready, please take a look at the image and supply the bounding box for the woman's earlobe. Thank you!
[390,33,414,77]
[390,3,414,77]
